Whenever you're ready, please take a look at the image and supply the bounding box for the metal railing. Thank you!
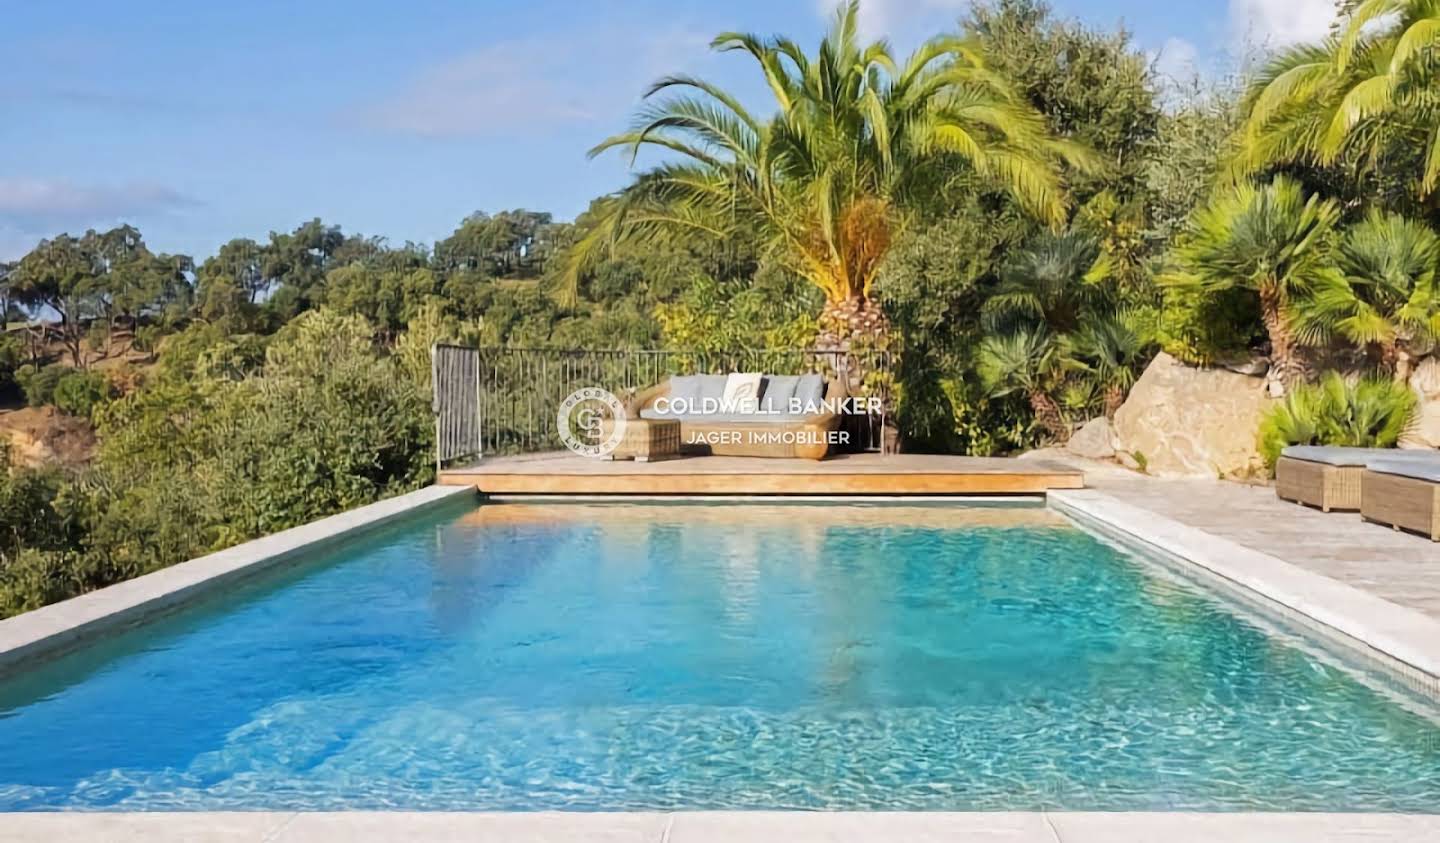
[432,346,894,467]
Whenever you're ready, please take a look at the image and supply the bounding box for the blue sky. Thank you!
[0,0,1337,262]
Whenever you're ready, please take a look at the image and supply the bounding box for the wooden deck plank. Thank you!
[439,452,1084,496]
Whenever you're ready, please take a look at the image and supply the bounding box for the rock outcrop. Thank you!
[1404,357,1440,450]
[1066,416,1116,460]
[1112,352,1270,478]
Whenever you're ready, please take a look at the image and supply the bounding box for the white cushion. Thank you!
[721,372,763,414]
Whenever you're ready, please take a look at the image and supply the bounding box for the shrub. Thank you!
[86,322,110,356]
[1258,372,1418,469]
[133,325,163,355]
[53,370,112,418]
[0,334,22,397]
[15,363,72,408]
[1156,285,1263,366]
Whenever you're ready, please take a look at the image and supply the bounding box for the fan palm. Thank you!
[1164,177,1340,386]
[981,231,1106,334]
[570,0,1093,349]
[1071,314,1149,417]
[1295,211,1440,380]
[1233,0,1440,197]
[976,327,1072,440]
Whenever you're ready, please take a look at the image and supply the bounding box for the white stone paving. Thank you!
[2,812,1438,842]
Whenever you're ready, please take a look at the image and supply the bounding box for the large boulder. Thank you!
[1112,352,1270,478]
[1066,416,1116,460]
[1403,356,1440,449]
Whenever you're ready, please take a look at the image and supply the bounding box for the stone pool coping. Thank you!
[0,484,477,675]
[1050,489,1440,698]
[3,811,1438,841]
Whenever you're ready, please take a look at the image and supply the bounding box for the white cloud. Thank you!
[356,41,595,138]
[1153,37,1201,85]
[1146,36,1203,91]
[0,179,198,259]
[0,178,197,221]
[355,28,713,139]
[816,0,973,41]
[1229,0,1337,49]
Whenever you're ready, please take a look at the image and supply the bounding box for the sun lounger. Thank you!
[1276,446,1440,512]
[1362,458,1440,541]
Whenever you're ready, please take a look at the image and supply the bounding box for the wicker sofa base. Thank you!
[608,418,682,462]
[1361,470,1440,542]
[676,417,841,461]
[1275,456,1364,512]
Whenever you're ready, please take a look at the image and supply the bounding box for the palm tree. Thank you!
[1233,0,1440,197]
[1071,314,1148,417]
[976,327,1072,440]
[1164,176,1340,387]
[981,231,1106,334]
[1296,211,1440,380]
[570,0,1092,353]
[979,231,1145,427]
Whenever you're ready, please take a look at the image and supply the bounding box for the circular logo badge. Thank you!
[557,386,627,458]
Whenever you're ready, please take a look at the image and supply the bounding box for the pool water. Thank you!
[1,502,1438,811]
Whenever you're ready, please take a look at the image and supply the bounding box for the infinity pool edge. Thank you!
[0,485,478,676]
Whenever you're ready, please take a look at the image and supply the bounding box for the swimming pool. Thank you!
[1,501,1437,811]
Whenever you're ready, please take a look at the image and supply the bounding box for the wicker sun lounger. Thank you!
[1362,459,1440,542]
[1276,446,1440,512]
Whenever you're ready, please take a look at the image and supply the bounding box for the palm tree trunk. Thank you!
[1383,340,1416,384]
[1258,283,1302,387]
[816,295,892,385]
[816,295,894,451]
[817,296,891,350]
[1103,384,1126,419]
[1029,390,1069,442]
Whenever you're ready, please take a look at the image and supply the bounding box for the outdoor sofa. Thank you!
[1276,446,1440,512]
[627,372,847,460]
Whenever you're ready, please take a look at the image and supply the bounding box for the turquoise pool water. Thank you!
[1,502,1438,812]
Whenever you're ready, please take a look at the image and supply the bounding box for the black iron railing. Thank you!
[432,346,894,466]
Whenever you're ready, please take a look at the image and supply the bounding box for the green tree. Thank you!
[1233,0,1440,201]
[981,230,1106,334]
[196,238,266,323]
[436,210,560,278]
[322,265,440,338]
[1164,176,1340,386]
[967,0,1160,203]
[260,219,345,318]
[1296,211,1440,380]
[572,0,1092,352]
[977,327,1071,439]
[11,233,98,366]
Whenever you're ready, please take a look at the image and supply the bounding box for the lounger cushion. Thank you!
[1368,457,1440,482]
[1282,445,1440,468]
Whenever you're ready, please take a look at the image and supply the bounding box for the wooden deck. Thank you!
[438,452,1084,496]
